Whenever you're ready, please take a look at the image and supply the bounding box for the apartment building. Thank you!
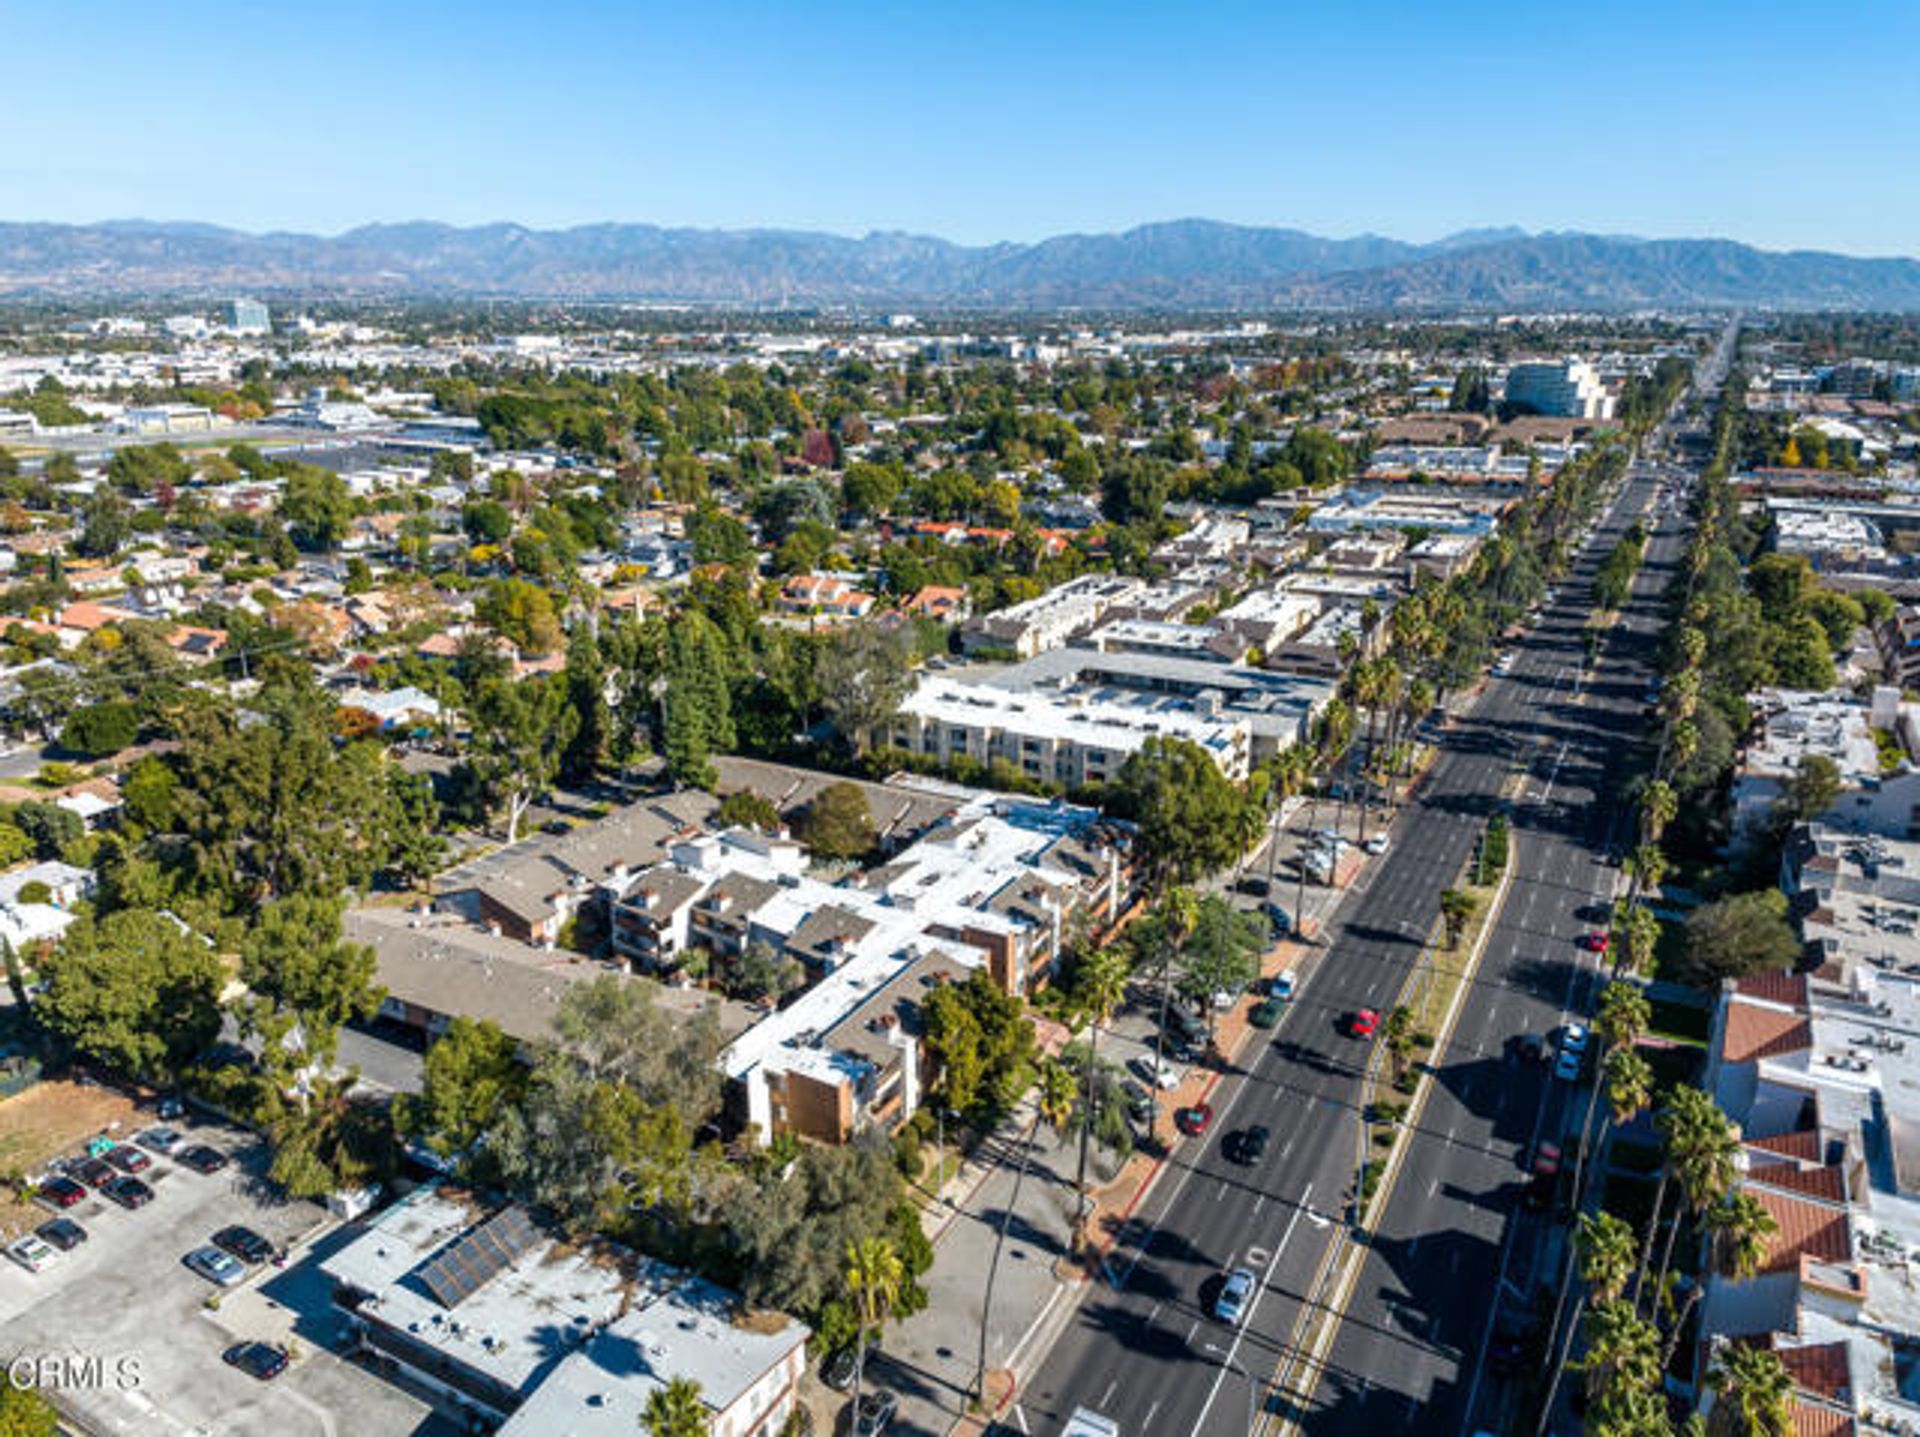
[1732,688,1919,852]
[1502,358,1616,420]
[961,573,1146,658]
[890,672,1251,785]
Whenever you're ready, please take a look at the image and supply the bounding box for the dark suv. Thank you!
[213,1225,276,1265]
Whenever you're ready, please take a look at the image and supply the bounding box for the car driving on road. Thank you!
[1214,1267,1256,1324]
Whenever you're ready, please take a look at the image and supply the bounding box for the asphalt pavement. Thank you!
[1011,437,1707,1437]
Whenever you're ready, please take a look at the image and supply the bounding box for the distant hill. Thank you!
[1,217,1916,310]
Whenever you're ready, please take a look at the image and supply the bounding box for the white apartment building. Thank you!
[890,673,1251,786]
[962,574,1146,658]
[1502,358,1616,421]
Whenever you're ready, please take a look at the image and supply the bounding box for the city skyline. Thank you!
[5,0,1917,257]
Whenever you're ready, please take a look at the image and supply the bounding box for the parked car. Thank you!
[1262,903,1292,937]
[1268,970,1297,1001]
[852,1390,898,1436]
[155,1096,185,1120]
[1119,1079,1154,1126]
[71,1157,115,1189]
[213,1225,276,1265]
[1526,1141,1563,1212]
[1210,987,1239,1012]
[1349,1008,1380,1039]
[136,1126,185,1155]
[1553,1047,1584,1082]
[1132,1055,1183,1091]
[1233,875,1270,898]
[1229,1125,1270,1166]
[1214,1267,1256,1325]
[176,1145,229,1175]
[1363,833,1391,857]
[185,1245,248,1287]
[1248,996,1284,1029]
[1175,1103,1214,1137]
[36,1175,86,1209]
[222,1342,289,1382]
[4,1234,57,1273]
[821,1341,868,1392]
[34,1218,86,1252]
[1559,1023,1591,1055]
[1166,1008,1208,1047]
[101,1176,153,1209]
[1578,931,1610,954]
[105,1146,152,1175]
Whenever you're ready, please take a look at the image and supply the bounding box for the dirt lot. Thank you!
[0,1078,142,1237]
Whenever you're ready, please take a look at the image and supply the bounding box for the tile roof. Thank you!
[1724,1003,1815,1065]
[1751,1187,1850,1275]
[1736,972,1810,1007]
[1747,1162,1847,1204]
[1789,1399,1853,1437]
[1776,1342,1851,1402]
[1747,1130,1822,1161]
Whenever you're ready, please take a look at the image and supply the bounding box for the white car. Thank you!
[1133,1055,1183,1091]
[5,1235,56,1274]
[184,1245,247,1287]
[1560,1022,1591,1056]
[1363,833,1391,857]
[136,1126,185,1155]
[1269,969,1297,1001]
[1211,988,1239,1012]
[1214,1267,1256,1325]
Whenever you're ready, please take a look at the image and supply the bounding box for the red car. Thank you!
[1349,1008,1380,1039]
[36,1176,86,1209]
[1578,932,1610,954]
[105,1146,151,1175]
[1175,1103,1215,1136]
[71,1157,116,1189]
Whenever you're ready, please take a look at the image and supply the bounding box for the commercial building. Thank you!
[1730,688,1915,852]
[225,299,271,335]
[323,1185,809,1437]
[1502,358,1616,420]
[1303,489,1501,538]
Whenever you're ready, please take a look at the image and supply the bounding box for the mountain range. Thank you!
[2,218,1918,311]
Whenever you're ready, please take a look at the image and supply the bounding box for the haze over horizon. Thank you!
[5,0,1916,258]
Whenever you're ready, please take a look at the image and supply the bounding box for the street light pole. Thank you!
[1204,1343,1257,1437]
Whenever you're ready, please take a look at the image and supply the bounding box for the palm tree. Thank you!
[975,1057,1075,1403]
[1614,903,1661,979]
[1582,1299,1662,1408]
[642,1377,708,1437]
[844,1236,904,1420]
[1536,1211,1638,1436]
[1639,779,1679,846]
[1705,1343,1794,1437]
[1662,1191,1776,1368]
[1638,1088,1741,1316]
[1145,885,1201,1114]
[1439,888,1478,949]
[1623,844,1670,909]
[1069,946,1130,1251]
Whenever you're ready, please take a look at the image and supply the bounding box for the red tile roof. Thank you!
[1752,1187,1850,1275]
[1790,1399,1853,1437]
[1748,1163,1847,1204]
[1724,1003,1815,1065]
[1776,1342,1851,1402]
[1748,1131,1821,1161]
[1737,972,1809,1007]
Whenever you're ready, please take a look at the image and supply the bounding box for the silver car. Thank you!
[184,1245,247,1287]
[1214,1266,1256,1325]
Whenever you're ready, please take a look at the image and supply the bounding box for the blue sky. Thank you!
[6,1,1915,255]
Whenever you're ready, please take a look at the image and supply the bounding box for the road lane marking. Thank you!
[1188,1183,1311,1437]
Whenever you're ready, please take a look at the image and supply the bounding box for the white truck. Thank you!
[1063,1409,1120,1437]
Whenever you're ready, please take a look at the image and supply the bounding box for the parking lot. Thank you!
[0,1113,445,1436]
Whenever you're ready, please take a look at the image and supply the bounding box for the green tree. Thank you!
[1439,888,1478,949]
[816,622,914,757]
[241,895,383,1078]
[1174,895,1266,1040]
[795,781,875,861]
[0,1373,59,1437]
[395,1017,527,1167]
[467,673,578,843]
[34,910,225,1081]
[560,627,608,783]
[279,466,354,551]
[716,790,782,832]
[1110,736,1250,887]
[60,699,140,758]
[1067,945,1130,1250]
[1705,1343,1794,1437]
[1683,890,1800,984]
[663,612,735,790]
[74,488,132,559]
[642,1377,709,1437]
[262,1073,397,1199]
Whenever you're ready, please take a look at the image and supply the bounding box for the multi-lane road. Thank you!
[1012,365,1722,1437]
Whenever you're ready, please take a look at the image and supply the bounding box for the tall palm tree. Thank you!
[844,1236,904,1420]
[1705,1343,1794,1437]
[1583,1299,1663,1409]
[1623,845,1670,913]
[1661,1191,1777,1368]
[1069,946,1130,1252]
[1639,779,1678,847]
[1638,1088,1740,1316]
[1145,885,1201,1114]
[975,1057,1076,1403]
[1614,904,1661,980]
[642,1377,708,1437]
[1536,1211,1638,1437]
